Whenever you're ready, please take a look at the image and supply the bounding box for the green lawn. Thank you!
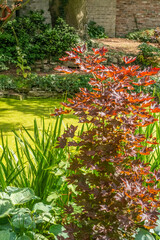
[0,97,78,149]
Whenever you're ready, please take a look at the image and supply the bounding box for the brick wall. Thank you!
[116,0,160,37]
[7,0,160,37]
[86,0,117,37]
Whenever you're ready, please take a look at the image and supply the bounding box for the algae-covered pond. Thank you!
[0,98,78,149]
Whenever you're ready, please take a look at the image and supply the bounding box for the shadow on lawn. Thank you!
[0,98,77,134]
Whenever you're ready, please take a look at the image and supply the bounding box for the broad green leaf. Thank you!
[0,192,10,200]
[0,230,16,240]
[35,213,55,224]
[135,228,155,240]
[17,236,31,240]
[154,216,160,235]
[34,234,48,240]
[0,223,12,231]
[54,169,65,176]
[22,231,47,240]
[47,192,60,202]
[0,199,13,218]
[49,224,68,238]
[10,208,31,216]
[11,213,36,230]
[5,187,19,194]
[32,202,52,213]
[9,188,37,205]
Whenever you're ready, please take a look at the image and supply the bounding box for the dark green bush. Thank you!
[87,21,107,39]
[0,11,79,64]
[0,73,92,96]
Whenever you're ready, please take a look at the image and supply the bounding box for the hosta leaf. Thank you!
[0,230,16,240]
[154,218,160,235]
[35,213,55,224]
[11,213,36,230]
[47,192,60,202]
[5,187,19,193]
[34,234,48,240]
[0,199,13,218]
[135,228,155,240]
[17,236,31,240]
[9,188,37,205]
[9,208,31,216]
[49,224,68,238]
[33,202,52,213]
[0,223,12,231]
[0,192,10,200]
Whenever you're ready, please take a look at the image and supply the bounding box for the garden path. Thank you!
[94,38,158,54]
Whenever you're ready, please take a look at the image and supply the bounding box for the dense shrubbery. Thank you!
[0,11,79,65]
[0,73,92,96]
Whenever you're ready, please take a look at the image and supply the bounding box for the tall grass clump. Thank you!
[0,116,71,204]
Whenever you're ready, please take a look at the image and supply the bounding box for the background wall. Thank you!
[19,0,51,24]
[116,0,160,36]
[86,0,117,37]
[6,0,160,37]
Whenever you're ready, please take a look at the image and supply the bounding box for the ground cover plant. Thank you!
[126,29,156,43]
[53,45,160,239]
[138,43,160,67]
[0,186,68,239]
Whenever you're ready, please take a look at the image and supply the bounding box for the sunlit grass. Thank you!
[0,97,79,149]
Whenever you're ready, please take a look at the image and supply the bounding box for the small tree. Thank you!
[54,46,160,240]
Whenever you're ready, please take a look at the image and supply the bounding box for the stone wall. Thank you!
[86,0,117,37]
[18,0,51,24]
[116,0,160,37]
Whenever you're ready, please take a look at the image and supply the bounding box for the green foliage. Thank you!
[0,75,16,90]
[126,29,155,43]
[0,117,71,204]
[42,17,79,62]
[135,219,160,240]
[138,43,160,67]
[0,54,16,71]
[135,228,155,240]
[87,21,107,39]
[29,74,92,95]
[0,11,78,64]
[16,47,31,78]
[0,73,92,96]
[0,186,68,239]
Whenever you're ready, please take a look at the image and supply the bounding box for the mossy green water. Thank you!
[0,98,78,149]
